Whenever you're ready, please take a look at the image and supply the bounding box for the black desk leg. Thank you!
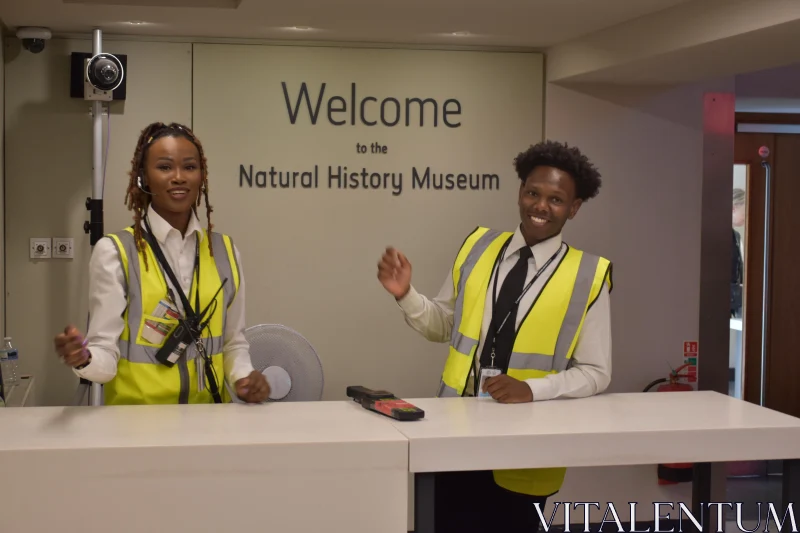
[692,462,711,533]
[783,459,800,512]
[415,472,435,533]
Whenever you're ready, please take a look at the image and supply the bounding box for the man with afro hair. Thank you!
[377,140,612,533]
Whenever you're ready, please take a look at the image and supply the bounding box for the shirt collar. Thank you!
[505,225,563,268]
[143,207,203,245]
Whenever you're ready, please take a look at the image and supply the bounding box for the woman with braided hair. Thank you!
[54,122,270,405]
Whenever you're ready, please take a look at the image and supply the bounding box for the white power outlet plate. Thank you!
[30,238,51,259]
[52,238,74,259]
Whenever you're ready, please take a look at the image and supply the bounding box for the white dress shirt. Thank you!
[397,227,612,401]
[74,208,255,386]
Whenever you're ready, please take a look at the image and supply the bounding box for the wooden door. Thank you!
[734,113,800,418]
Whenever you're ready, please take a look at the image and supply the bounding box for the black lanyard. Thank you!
[469,239,565,396]
[141,215,225,404]
[143,215,200,325]
[488,240,564,346]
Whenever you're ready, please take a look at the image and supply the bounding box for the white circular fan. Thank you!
[227,324,324,403]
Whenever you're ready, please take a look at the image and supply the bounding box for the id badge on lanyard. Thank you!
[477,350,502,398]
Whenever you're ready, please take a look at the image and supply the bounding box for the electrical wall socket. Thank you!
[30,238,51,259]
[52,238,74,259]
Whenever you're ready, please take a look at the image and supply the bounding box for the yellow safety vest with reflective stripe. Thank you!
[437,226,612,496]
[102,227,240,405]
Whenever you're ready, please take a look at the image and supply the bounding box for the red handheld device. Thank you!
[346,386,424,421]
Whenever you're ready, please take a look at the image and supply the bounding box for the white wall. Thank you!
[540,78,735,522]
[4,40,542,407]
[3,37,192,407]
[192,43,543,402]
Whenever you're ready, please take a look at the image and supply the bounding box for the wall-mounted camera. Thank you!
[17,27,52,54]
[84,53,124,101]
[70,52,128,101]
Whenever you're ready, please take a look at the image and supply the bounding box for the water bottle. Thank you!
[0,342,11,392]
[0,337,18,389]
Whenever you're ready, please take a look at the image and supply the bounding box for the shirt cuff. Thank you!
[229,367,253,384]
[526,377,555,402]
[225,350,256,385]
[72,346,116,384]
[72,364,92,380]
[395,285,425,316]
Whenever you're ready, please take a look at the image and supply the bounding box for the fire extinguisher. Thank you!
[643,364,694,485]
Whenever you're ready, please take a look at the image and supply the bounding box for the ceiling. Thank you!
[0,0,695,49]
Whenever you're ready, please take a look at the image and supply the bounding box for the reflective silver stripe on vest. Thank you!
[120,336,225,364]
[107,235,129,298]
[113,230,143,362]
[183,335,225,363]
[112,230,231,364]
[508,253,601,373]
[209,232,237,309]
[209,232,236,348]
[111,230,157,364]
[451,229,505,355]
[437,381,459,397]
[451,332,477,356]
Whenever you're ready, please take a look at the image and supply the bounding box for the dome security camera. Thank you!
[17,27,52,54]
[84,53,124,100]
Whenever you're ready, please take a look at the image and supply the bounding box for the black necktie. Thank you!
[480,246,533,372]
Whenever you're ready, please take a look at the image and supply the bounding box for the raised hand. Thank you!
[54,325,91,368]
[377,247,412,299]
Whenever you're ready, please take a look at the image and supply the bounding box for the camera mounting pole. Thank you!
[81,28,106,408]
[84,28,104,247]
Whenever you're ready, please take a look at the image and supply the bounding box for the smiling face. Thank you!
[518,165,582,246]
[142,135,202,225]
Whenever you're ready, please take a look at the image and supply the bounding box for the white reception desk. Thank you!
[383,391,800,533]
[0,401,409,533]
[1,391,799,533]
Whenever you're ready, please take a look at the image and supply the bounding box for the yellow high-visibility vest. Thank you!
[437,226,612,496]
[103,227,240,405]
